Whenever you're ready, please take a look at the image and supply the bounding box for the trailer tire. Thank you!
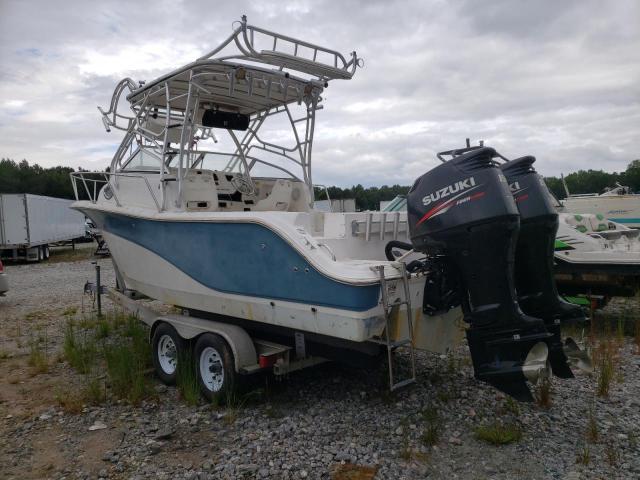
[151,323,184,385]
[37,246,43,262]
[43,245,50,259]
[194,333,236,402]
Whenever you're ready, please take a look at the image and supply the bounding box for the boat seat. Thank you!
[183,170,217,211]
[254,179,292,211]
[564,213,608,233]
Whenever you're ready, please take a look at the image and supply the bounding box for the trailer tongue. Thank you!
[407,147,553,401]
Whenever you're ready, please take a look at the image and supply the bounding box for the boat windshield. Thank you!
[382,195,407,212]
[121,147,166,172]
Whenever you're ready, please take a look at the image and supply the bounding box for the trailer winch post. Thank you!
[92,261,102,317]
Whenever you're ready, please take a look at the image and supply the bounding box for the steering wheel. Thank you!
[231,175,255,195]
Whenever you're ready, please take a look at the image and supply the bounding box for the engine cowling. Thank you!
[500,155,587,378]
[407,147,552,401]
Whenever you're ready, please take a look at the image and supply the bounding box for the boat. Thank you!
[560,181,640,228]
[71,17,582,400]
[553,212,640,300]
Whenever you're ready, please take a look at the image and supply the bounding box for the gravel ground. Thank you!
[1,248,639,480]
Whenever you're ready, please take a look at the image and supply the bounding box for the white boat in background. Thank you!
[559,182,640,228]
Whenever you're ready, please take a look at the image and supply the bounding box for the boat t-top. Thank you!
[71,16,588,401]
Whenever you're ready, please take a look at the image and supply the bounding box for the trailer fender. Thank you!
[151,315,257,373]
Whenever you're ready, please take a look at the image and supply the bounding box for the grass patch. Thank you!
[63,321,97,374]
[64,311,153,405]
[596,343,616,397]
[474,422,522,445]
[176,348,200,406]
[420,405,440,446]
[47,247,93,264]
[55,388,85,414]
[604,443,620,467]
[103,318,151,404]
[84,375,106,405]
[28,330,49,375]
[586,407,598,443]
[95,318,111,340]
[502,396,521,416]
[575,446,591,466]
[535,376,552,409]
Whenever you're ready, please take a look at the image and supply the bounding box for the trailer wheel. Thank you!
[37,246,43,262]
[43,245,50,259]
[194,333,235,402]
[151,323,184,385]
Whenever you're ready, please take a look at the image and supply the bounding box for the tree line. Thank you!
[2,157,639,210]
[317,159,640,210]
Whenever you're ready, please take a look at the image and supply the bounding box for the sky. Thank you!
[0,0,638,187]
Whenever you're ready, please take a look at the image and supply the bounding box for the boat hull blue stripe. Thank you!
[88,211,380,311]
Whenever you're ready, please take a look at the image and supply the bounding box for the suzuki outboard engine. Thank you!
[407,147,551,400]
[500,156,587,378]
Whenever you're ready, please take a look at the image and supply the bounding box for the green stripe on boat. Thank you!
[554,239,574,251]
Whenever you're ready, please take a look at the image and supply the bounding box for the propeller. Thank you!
[522,342,551,384]
[563,337,593,374]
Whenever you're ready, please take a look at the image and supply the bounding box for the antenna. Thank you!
[561,173,570,197]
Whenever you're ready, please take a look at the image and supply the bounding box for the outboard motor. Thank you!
[500,156,587,378]
[407,147,551,401]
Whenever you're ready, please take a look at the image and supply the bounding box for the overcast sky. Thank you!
[1,0,638,187]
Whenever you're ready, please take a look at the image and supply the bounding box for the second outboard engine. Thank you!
[407,147,551,400]
[500,156,587,378]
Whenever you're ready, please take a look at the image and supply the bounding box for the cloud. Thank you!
[0,0,638,186]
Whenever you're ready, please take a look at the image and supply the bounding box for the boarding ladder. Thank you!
[371,263,417,391]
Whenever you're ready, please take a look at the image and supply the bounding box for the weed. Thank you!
[62,306,78,318]
[176,348,200,406]
[84,375,105,405]
[419,405,440,446]
[63,321,96,374]
[55,388,84,414]
[421,423,440,447]
[576,446,591,466]
[94,318,111,340]
[399,433,412,461]
[0,350,9,360]
[535,376,552,409]
[474,422,522,445]
[586,407,598,443]
[596,344,615,397]
[218,389,262,424]
[28,331,48,375]
[104,336,151,404]
[503,396,521,416]
[24,311,46,322]
[47,247,92,264]
[616,318,625,345]
[604,443,620,467]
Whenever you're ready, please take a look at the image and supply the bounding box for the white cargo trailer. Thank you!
[0,194,87,261]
